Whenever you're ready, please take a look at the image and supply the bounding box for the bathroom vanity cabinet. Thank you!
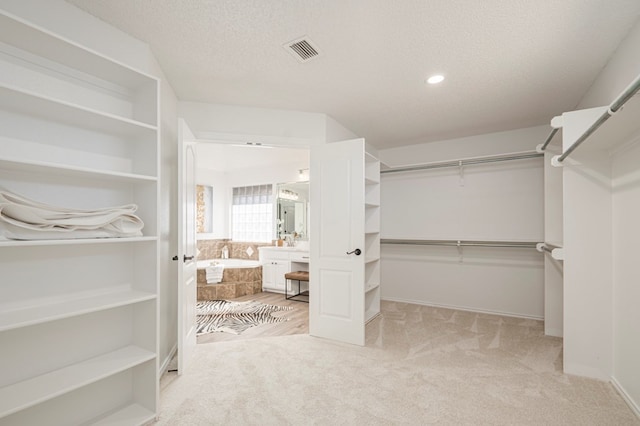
[259,247,310,294]
[0,11,159,425]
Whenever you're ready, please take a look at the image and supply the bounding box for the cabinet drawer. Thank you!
[265,252,290,261]
[258,247,290,261]
[289,252,310,262]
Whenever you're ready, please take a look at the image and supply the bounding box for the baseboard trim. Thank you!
[159,343,178,378]
[611,376,640,420]
[544,327,563,338]
[380,296,544,321]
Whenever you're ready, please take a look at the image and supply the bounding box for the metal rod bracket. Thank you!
[551,155,564,168]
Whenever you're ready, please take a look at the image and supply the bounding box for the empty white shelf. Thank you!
[90,403,156,426]
[0,84,157,138]
[0,289,156,332]
[0,345,156,418]
[0,158,157,183]
[365,282,380,292]
[0,236,157,248]
[0,12,155,96]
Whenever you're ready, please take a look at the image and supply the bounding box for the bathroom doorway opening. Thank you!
[194,141,310,344]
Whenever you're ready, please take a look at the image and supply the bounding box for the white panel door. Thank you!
[310,138,365,345]
[177,118,198,374]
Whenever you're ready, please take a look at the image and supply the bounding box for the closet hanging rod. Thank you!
[558,72,640,162]
[380,151,542,174]
[381,239,539,249]
[540,128,559,151]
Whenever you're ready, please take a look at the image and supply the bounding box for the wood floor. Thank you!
[196,291,309,344]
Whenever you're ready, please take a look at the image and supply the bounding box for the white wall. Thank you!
[0,0,179,373]
[179,101,360,148]
[379,125,548,167]
[578,20,640,109]
[179,101,328,147]
[325,115,358,143]
[381,159,543,241]
[378,125,547,318]
[612,141,640,414]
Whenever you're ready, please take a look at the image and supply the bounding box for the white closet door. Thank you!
[177,118,198,374]
[310,138,366,346]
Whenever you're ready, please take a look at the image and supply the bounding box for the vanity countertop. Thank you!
[259,246,308,253]
[259,246,310,263]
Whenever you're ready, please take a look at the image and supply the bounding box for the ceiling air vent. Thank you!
[284,37,320,63]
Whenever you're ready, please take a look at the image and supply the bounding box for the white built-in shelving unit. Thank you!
[364,152,381,323]
[547,75,640,392]
[0,10,159,425]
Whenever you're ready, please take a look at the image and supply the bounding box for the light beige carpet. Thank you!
[156,301,639,425]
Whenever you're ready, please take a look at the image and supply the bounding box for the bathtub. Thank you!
[196,258,261,269]
[196,258,263,300]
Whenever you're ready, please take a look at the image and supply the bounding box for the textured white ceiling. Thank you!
[67,0,640,149]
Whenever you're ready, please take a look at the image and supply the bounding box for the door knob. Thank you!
[346,249,362,256]
[184,255,195,262]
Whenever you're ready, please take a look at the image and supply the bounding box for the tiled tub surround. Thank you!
[197,259,263,300]
[197,239,273,261]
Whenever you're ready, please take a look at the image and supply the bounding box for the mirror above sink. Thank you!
[277,181,309,242]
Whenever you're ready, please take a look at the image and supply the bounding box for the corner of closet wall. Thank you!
[576,18,640,109]
[377,125,547,319]
[324,114,359,143]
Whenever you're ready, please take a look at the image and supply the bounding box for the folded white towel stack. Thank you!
[206,263,225,284]
[0,189,144,240]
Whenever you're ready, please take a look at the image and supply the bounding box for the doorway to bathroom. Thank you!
[193,141,311,344]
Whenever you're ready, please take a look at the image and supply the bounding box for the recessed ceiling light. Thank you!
[427,74,445,85]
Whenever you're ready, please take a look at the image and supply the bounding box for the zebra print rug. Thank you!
[196,300,293,336]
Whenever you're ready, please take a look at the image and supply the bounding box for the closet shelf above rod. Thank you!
[556,72,640,162]
[381,239,539,249]
[380,151,542,174]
